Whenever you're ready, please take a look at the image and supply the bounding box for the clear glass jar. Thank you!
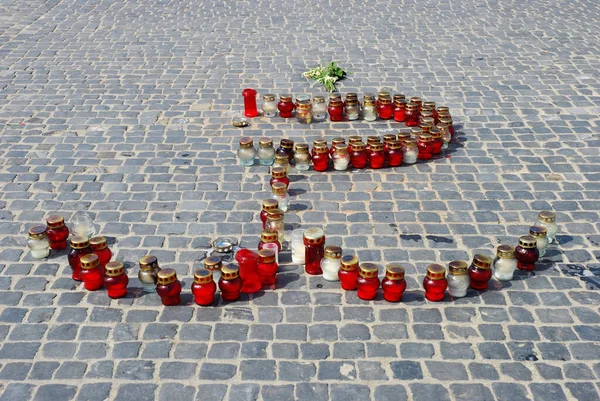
[321,246,342,281]
[257,137,275,166]
[333,144,350,171]
[261,94,278,117]
[363,99,377,121]
[71,211,96,239]
[139,255,161,293]
[447,261,469,298]
[533,211,557,243]
[530,226,549,257]
[271,182,289,212]
[237,137,256,166]
[494,245,517,281]
[273,154,290,173]
[403,138,418,164]
[330,137,346,156]
[291,229,306,264]
[312,96,327,121]
[265,208,285,244]
[345,100,360,121]
[294,143,311,171]
[437,123,451,150]
[296,102,313,124]
[27,226,50,259]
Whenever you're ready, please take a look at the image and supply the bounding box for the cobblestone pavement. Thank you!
[1,0,600,400]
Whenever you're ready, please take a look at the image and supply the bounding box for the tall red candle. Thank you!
[382,264,407,302]
[405,102,419,127]
[242,88,259,118]
[80,254,104,291]
[357,263,380,301]
[235,248,261,293]
[156,268,182,306]
[192,269,217,306]
[104,261,128,299]
[303,227,325,275]
[257,249,278,287]
[468,254,493,290]
[219,265,243,301]
[423,264,447,302]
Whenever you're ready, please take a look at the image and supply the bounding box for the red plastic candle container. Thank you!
[203,255,222,273]
[393,100,406,122]
[338,255,359,290]
[350,142,368,169]
[89,236,112,269]
[257,249,278,286]
[330,137,346,156]
[328,99,344,121]
[260,199,279,229]
[104,261,128,299]
[312,145,330,172]
[357,263,380,301]
[377,91,390,107]
[468,254,493,290]
[219,265,243,301]
[423,264,447,302]
[377,96,393,120]
[258,230,281,253]
[235,248,261,293]
[46,215,70,250]
[156,268,182,306]
[405,103,419,127]
[68,236,92,281]
[348,136,362,152]
[276,139,295,162]
[430,129,443,155]
[278,94,295,118]
[417,133,433,160]
[192,269,216,306]
[80,254,103,291]
[387,140,403,167]
[382,264,407,302]
[242,88,259,118]
[410,96,422,112]
[515,235,539,271]
[303,227,325,275]
[369,142,385,169]
[270,167,290,188]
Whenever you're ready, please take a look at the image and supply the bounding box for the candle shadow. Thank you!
[288,188,307,197]
[46,247,70,260]
[104,236,118,246]
[288,174,307,183]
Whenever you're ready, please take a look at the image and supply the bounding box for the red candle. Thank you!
[242,88,258,118]
[515,235,539,271]
[312,145,330,172]
[270,167,290,188]
[369,142,385,169]
[338,255,359,290]
[387,140,403,167]
[46,215,70,250]
[468,254,493,290]
[405,103,419,127]
[382,134,396,153]
[68,236,92,281]
[260,199,279,229]
[357,263,380,301]
[303,227,325,275]
[417,134,433,160]
[90,236,112,269]
[410,96,422,112]
[219,265,243,301]
[377,96,393,120]
[235,248,261,293]
[393,100,406,122]
[104,261,128,299]
[192,269,216,306]
[312,138,328,157]
[156,268,182,306]
[80,254,103,291]
[382,264,407,302]
[330,137,345,156]
[258,230,281,253]
[430,129,443,155]
[328,99,344,121]
[423,264,447,302]
[350,142,368,169]
[257,249,278,286]
[377,91,390,108]
[278,94,294,118]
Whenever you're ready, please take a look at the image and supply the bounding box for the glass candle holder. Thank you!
[294,143,311,171]
[312,144,329,172]
[156,268,182,306]
[242,88,259,118]
[357,263,380,300]
[258,137,276,166]
[369,142,385,169]
[261,94,278,117]
[468,254,493,290]
[236,248,261,293]
[71,211,96,239]
[440,116,454,137]
[303,227,325,275]
[529,226,549,257]
[260,199,279,229]
[104,261,128,299]
[237,137,256,166]
[409,96,422,111]
[46,215,70,250]
[270,167,290,188]
[192,269,216,306]
[515,235,539,271]
[437,123,451,150]
[276,139,295,162]
[273,154,290,172]
[68,236,92,281]
[430,129,443,155]
[27,226,50,259]
[494,245,517,281]
[405,102,419,127]
[387,140,403,167]
[350,142,368,169]
[423,264,447,302]
[138,255,161,293]
[393,100,406,122]
[219,265,243,301]
[265,208,285,244]
[321,246,342,281]
[410,127,423,139]
[257,249,278,287]
[533,211,557,243]
[377,96,393,120]
[312,138,328,157]
[89,236,112,268]
[271,182,289,212]
[262,242,280,265]
[291,229,306,264]
[338,255,359,290]
[80,254,104,291]
[363,98,377,121]
[382,264,406,302]
[330,137,345,156]
[417,133,433,161]
[296,102,313,124]
[333,144,350,171]
[402,138,418,164]
[447,261,469,298]
[345,100,360,121]
[312,96,327,121]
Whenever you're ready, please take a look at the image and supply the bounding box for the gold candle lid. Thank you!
[329,99,343,106]
[379,96,392,105]
[313,138,327,147]
[418,133,432,142]
[345,92,358,99]
[262,199,279,211]
[105,261,125,277]
[204,256,222,271]
[313,144,329,154]
[359,263,379,279]
[266,208,284,221]
[259,137,273,148]
[426,264,446,280]
[280,94,293,102]
[388,140,402,150]
[340,255,359,271]
[139,255,159,271]
[280,139,294,149]
[89,236,108,251]
[406,102,418,110]
[194,269,214,284]
[332,137,346,146]
[397,132,411,142]
[261,230,279,243]
[430,129,442,139]
[28,226,47,239]
[70,236,90,250]
[393,94,406,101]
[423,101,436,109]
[324,246,342,259]
[274,154,290,165]
[239,137,254,149]
[271,182,288,195]
[334,144,348,154]
[313,96,325,103]
[258,249,276,264]
[383,134,397,142]
[363,93,376,101]
[404,138,417,146]
[263,94,275,102]
[529,226,548,238]
[519,235,538,248]
[348,136,362,144]
[80,254,100,269]
[370,142,384,152]
[295,143,309,153]
[538,211,556,223]
[448,261,468,275]
[221,264,239,280]
[303,227,325,244]
[157,268,177,285]
[46,215,65,229]
[437,106,449,113]
[497,245,515,259]
[410,96,422,104]
[271,167,287,178]
[385,264,405,280]
[439,116,453,124]
[367,136,381,144]
[410,127,423,137]
[378,91,391,98]
[471,254,492,269]
[352,142,366,151]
